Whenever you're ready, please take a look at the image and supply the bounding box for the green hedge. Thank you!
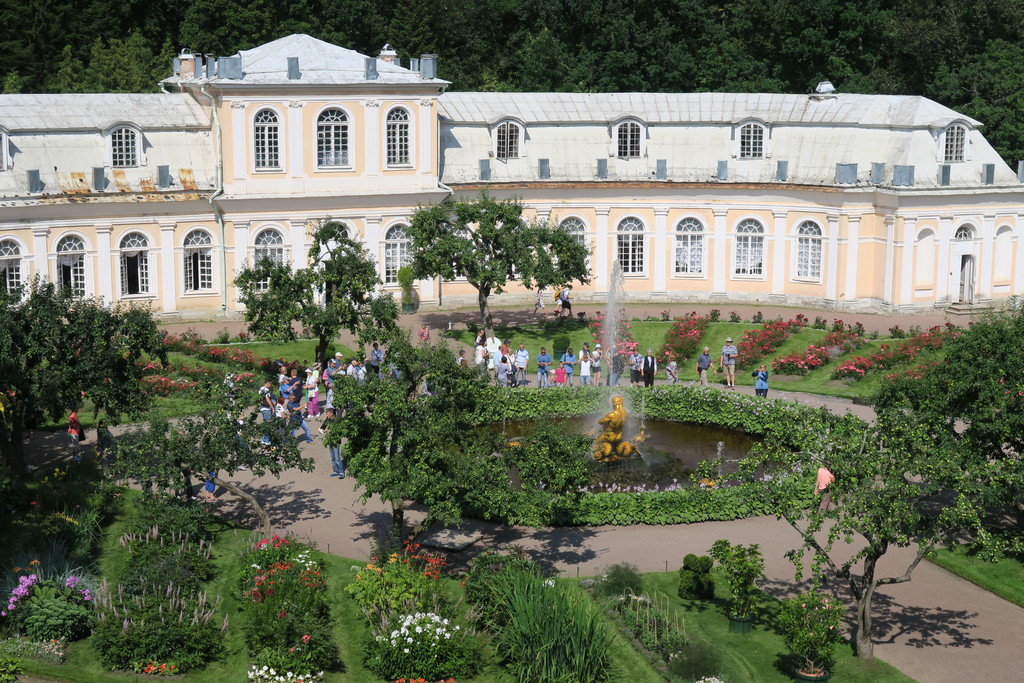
[471,386,864,526]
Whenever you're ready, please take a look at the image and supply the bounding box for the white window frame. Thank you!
[794,220,823,282]
[615,216,646,275]
[673,217,705,277]
[385,106,412,167]
[105,124,145,168]
[253,107,283,171]
[55,234,88,297]
[940,124,969,163]
[183,229,215,293]
[954,224,975,241]
[493,120,525,161]
[0,237,23,292]
[610,119,646,159]
[118,231,151,297]
[733,218,765,278]
[253,227,288,291]
[316,107,352,169]
[735,121,769,159]
[383,224,411,284]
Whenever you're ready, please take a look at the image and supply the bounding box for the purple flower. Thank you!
[65,576,79,589]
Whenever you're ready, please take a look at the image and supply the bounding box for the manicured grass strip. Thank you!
[927,545,1024,608]
[219,339,355,365]
[638,572,915,683]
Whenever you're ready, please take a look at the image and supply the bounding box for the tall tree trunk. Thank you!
[315,332,330,370]
[214,476,272,537]
[391,499,405,541]
[854,553,879,660]
[477,287,493,337]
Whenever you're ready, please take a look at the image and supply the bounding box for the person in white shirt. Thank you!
[514,343,530,386]
[579,351,592,385]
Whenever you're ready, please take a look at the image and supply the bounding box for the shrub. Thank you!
[2,572,94,641]
[363,611,481,681]
[214,328,231,344]
[667,641,722,682]
[119,528,216,596]
[811,316,827,330]
[463,547,540,630]
[594,563,643,598]
[708,540,764,618]
[778,589,845,675]
[736,319,801,369]
[707,309,721,322]
[750,311,764,324]
[493,573,612,683]
[728,311,741,323]
[92,579,225,672]
[21,597,91,641]
[658,314,710,364]
[889,325,906,338]
[678,554,715,600]
[123,495,217,542]
[346,541,447,618]
[0,657,23,683]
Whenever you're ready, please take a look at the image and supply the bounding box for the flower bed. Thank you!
[238,535,336,680]
[161,330,304,376]
[658,313,710,363]
[833,325,957,380]
[771,327,868,375]
[589,308,638,356]
[736,318,805,369]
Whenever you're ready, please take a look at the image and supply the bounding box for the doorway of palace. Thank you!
[958,254,975,303]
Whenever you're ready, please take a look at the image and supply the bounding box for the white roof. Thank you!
[439,92,980,129]
[0,93,210,132]
[167,34,448,87]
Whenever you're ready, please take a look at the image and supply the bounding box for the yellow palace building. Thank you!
[1,34,1022,317]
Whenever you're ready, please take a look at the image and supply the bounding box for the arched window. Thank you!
[110,126,139,168]
[183,229,213,292]
[56,235,86,296]
[0,239,21,292]
[994,226,1013,281]
[495,121,522,160]
[559,217,587,246]
[915,228,936,286]
[616,217,645,274]
[616,121,642,159]
[674,218,704,275]
[119,232,150,296]
[386,108,411,166]
[254,109,280,169]
[317,108,350,167]
[944,125,967,163]
[955,224,975,241]
[739,123,765,159]
[795,221,823,280]
[734,219,765,276]
[384,225,411,284]
[254,228,286,264]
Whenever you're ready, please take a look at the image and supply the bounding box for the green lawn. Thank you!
[219,339,356,364]
[927,545,1024,608]
[637,572,915,682]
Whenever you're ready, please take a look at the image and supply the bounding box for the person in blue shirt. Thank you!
[536,347,553,388]
[752,364,769,397]
[560,347,577,387]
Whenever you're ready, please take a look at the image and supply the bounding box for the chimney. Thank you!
[378,44,398,64]
[419,54,437,79]
[178,49,196,79]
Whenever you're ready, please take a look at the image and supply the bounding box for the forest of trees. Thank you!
[3,0,1024,165]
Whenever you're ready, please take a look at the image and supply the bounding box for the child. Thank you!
[666,357,678,384]
[579,351,592,385]
[553,361,567,386]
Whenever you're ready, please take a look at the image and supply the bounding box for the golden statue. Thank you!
[593,395,639,462]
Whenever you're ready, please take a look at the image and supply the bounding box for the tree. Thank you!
[112,395,312,536]
[0,280,166,470]
[330,329,506,540]
[744,314,1023,659]
[407,194,589,336]
[235,221,398,368]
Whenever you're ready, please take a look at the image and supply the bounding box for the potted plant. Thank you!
[397,266,417,313]
[779,589,845,681]
[708,539,764,633]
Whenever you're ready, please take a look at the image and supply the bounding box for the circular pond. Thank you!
[497,417,757,493]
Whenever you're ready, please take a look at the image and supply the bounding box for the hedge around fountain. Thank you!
[472,386,867,526]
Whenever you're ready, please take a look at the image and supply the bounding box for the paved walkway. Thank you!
[39,304,1021,683]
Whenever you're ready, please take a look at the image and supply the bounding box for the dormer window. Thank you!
[943,124,967,163]
[738,122,765,159]
[494,121,523,160]
[614,120,643,159]
[105,125,145,168]
[0,128,9,171]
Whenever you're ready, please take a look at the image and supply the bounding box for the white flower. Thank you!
[403,648,409,653]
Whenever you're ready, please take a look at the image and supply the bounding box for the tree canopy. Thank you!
[744,311,1024,660]
[235,220,398,366]
[0,281,165,469]
[406,194,590,335]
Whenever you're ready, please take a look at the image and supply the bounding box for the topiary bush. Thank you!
[678,553,715,600]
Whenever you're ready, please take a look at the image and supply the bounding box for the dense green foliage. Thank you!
[6,1,1024,164]
[677,553,715,600]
